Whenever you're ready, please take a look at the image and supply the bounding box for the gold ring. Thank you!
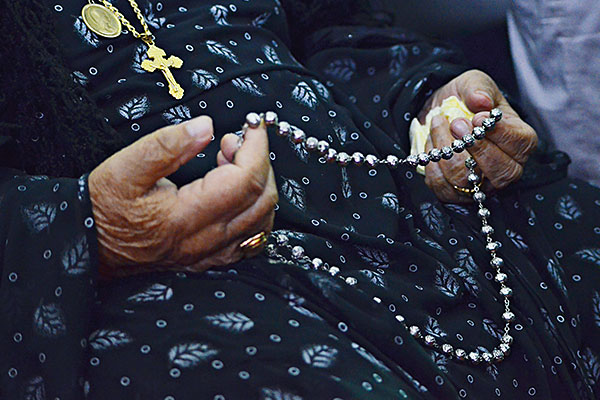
[453,174,484,195]
[239,231,267,252]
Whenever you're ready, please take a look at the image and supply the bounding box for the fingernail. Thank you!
[475,90,492,106]
[451,119,470,139]
[185,116,211,139]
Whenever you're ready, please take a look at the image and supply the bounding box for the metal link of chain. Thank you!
[90,0,155,43]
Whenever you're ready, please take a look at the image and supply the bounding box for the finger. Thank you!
[221,134,242,163]
[109,116,214,198]
[424,135,470,203]
[429,115,470,187]
[455,70,499,112]
[233,124,270,174]
[216,151,231,166]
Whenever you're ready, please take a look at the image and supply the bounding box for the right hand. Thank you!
[89,116,278,278]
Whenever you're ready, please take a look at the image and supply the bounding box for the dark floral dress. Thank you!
[1,0,599,399]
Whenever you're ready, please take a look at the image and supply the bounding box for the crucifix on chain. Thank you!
[142,44,185,100]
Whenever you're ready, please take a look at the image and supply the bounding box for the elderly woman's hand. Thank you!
[420,70,538,203]
[89,116,278,278]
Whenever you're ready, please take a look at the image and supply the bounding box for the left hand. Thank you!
[420,70,538,203]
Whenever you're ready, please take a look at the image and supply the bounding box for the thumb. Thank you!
[457,70,499,113]
[112,116,213,197]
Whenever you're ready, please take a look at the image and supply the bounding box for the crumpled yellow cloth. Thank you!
[409,96,474,175]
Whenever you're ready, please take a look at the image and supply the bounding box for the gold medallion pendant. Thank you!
[81,4,122,38]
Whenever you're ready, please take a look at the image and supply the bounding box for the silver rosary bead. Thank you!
[468,173,481,185]
[417,153,430,166]
[468,351,482,365]
[365,154,378,167]
[482,117,496,130]
[336,152,351,166]
[465,157,477,169]
[386,155,400,168]
[304,137,319,151]
[500,286,513,297]
[264,111,278,125]
[326,148,338,163]
[429,148,442,162]
[317,140,330,154]
[352,152,365,166]
[455,348,467,360]
[481,352,493,363]
[473,191,486,202]
[424,335,436,346]
[502,334,513,345]
[406,154,418,167]
[490,257,504,268]
[245,112,262,128]
[490,108,502,121]
[493,349,505,362]
[462,134,475,147]
[276,234,289,246]
[291,245,305,259]
[442,344,454,355]
[291,128,306,144]
[441,146,454,160]
[486,241,500,252]
[452,139,465,153]
[409,325,421,338]
[277,121,291,137]
[495,272,508,283]
[473,126,486,140]
[345,277,358,286]
[499,343,511,355]
[478,208,491,218]
[311,257,324,270]
[502,311,515,322]
[395,315,405,323]
[329,266,340,276]
[481,224,494,235]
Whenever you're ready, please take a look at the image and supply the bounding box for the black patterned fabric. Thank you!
[1,1,599,399]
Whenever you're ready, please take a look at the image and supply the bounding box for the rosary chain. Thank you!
[90,0,154,43]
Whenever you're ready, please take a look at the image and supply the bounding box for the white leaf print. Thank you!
[272,229,306,241]
[398,367,429,393]
[302,344,338,368]
[443,203,470,216]
[162,105,192,125]
[263,45,282,64]
[593,291,600,328]
[210,4,230,25]
[576,248,600,266]
[118,95,150,120]
[420,235,443,251]
[288,135,309,163]
[28,175,49,182]
[168,343,218,368]
[311,79,331,100]
[280,177,306,211]
[435,264,460,298]
[205,312,254,332]
[452,265,479,297]
[360,270,386,288]
[72,71,88,86]
[323,58,356,81]
[285,292,323,320]
[232,76,265,96]
[128,283,173,303]
[341,167,352,199]
[261,387,303,400]
[144,2,166,29]
[62,235,90,275]
[581,348,600,386]
[424,316,447,338]
[420,202,444,236]
[454,249,478,274]
[206,40,239,64]
[506,229,528,251]
[356,246,390,268]
[556,194,582,221]
[89,329,132,350]
[190,68,219,90]
[547,258,568,295]
[292,81,318,109]
[292,305,323,320]
[540,307,558,337]
[24,376,45,400]
[351,342,391,371]
[252,11,271,27]
[381,193,400,214]
[73,16,99,47]
[131,44,149,73]
[389,44,408,77]
[482,318,503,340]
[333,124,347,146]
[22,203,56,232]
[431,351,448,373]
[33,303,66,337]
[309,272,341,298]
[487,364,499,381]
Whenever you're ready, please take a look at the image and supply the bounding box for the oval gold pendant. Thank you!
[81,4,122,38]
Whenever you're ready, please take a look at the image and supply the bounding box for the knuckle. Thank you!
[491,162,523,189]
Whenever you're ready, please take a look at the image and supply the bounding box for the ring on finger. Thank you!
[240,231,268,253]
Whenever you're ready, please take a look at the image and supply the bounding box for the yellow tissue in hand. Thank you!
[409,96,474,175]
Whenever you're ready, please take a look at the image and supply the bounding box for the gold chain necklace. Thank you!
[81,0,185,99]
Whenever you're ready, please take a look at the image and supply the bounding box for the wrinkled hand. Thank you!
[420,70,538,203]
[89,116,278,278]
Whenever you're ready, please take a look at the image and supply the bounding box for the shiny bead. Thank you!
[482,117,496,130]
[490,108,502,121]
[365,154,378,167]
[352,152,365,166]
[409,325,421,338]
[468,351,481,364]
[493,349,505,362]
[495,272,508,283]
[245,112,262,128]
[264,111,278,125]
[452,139,465,153]
[406,154,418,167]
[500,286,513,297]
[291,246,305,259]
[486,241,500,252]
[491,257,504,268]
[395,315,405,323]
[467,173,481,184]
[473,191,486,202]
[386,155,400,168]
[481,225,494,235]
[502,334,513,345]
[278,121,291,137]
[429,148,442,162]
[329,266,340,276]
[417,153,430,166]
[304,137,319,151]
[441,146,454,160]
[455,348,467,360]
[291,128,306,144]
[502,311,515,322]
[345,277,357,286]
[311,258,324,270]
[317,140,330,154]
[336,152,351,166]
[326,148,338,163]
[481,352,493,363]
[276,234,289,246]
[478,208,490,218]
[424,335,436,346]
[499,343,511,354]
[473,126,486,140]
[442,344,454,355]
[462,134,475,147]
[465,157,477,169]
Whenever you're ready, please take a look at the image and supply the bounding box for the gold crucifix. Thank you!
[142,44,185,99]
